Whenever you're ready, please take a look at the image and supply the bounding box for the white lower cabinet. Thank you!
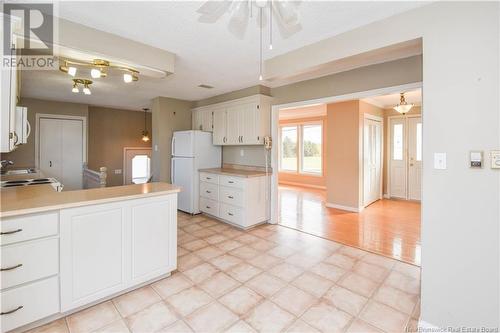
[199,172,269,229]
[60,194,177,312]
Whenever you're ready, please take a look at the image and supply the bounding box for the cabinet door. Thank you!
[60,202,127,311]
[192,110,203,130]
[131,195,176,283]
[240,103,259,144]
[201,110,213,132]
[225,106,240,145]
[212,109,226,145]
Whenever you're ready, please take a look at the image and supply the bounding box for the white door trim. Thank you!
[123,147,152,185]
[387,114,422,200]
[270,81,422,224]
[35,113,87,170]
[362,114,383,207]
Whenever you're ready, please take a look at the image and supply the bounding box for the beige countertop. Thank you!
[0,182,181,218]
[199,168,271,178]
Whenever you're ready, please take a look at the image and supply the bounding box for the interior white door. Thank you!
[408,117,422,200]
[124,148,152,185]
[39,118,83,190]
[171,157,194,213]
[363,118,382,206]
[389,117,406,199]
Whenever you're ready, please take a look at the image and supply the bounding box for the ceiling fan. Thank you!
[197,0,302,41]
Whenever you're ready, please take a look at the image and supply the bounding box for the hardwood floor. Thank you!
[278,185,421,266]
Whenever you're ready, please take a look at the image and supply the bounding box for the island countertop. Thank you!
[0,182,181,218]
[199,168,271,178]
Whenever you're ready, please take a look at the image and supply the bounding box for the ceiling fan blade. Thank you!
[197,1,233,23]
[228,1,250,39]
[273,0,302,38]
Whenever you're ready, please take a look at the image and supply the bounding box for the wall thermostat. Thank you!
[470,151,483,168]
[491,150,500,169]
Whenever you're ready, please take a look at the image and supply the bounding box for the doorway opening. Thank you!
[123,147,152,185]
[271,84,422,266]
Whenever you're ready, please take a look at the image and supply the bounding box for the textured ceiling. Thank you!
[21,1,429,110]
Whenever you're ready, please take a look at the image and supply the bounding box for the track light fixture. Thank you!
[71,79,93,95]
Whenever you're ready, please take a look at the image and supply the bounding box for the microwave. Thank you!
[15,106,31,145]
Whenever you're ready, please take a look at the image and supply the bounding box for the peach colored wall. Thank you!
[278,116,327,188]
[326,100,360,208]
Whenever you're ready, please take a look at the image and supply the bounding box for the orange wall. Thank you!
[278,116,327,188]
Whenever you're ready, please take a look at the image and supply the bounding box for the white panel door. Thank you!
[131,196,176,282]
[172,131,194,157]
[408,117,422,200]
[39,118,62,180]
[363,118,382,206]
[171,157,194,213]
[212,109,226,145]
[389,118,407,199]
[60,203,126,311]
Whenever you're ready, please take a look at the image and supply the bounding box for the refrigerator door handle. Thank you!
[171,136,176,156]
[171,158,175,183]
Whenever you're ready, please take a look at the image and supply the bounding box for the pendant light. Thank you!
[393,92,414,115]
[141,108,150,142]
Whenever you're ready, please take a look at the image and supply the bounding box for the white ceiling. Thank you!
[362,89,422,108]
[21,1,428,110]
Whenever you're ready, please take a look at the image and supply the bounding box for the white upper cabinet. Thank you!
[1,37,19,153]
[192,94,271,146]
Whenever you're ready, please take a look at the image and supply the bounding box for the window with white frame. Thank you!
[279,122,323,175]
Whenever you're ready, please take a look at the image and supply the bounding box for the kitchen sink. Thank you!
[0,168,37,175]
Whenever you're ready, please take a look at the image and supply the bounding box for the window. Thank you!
[132,155,151,184]
[301,124,322,174]
[279,122,323,175]
[393,123,404,160]
[280,126,298,171]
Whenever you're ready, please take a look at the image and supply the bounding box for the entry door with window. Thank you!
[389,116,422,200]
[39,117,84,190]
[124,148,152,185]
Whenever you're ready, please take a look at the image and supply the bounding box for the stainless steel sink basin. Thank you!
[0,168,37,175]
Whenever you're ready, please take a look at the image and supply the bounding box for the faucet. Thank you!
[0,160,14,169]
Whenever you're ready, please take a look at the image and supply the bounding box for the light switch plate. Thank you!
[114,169,122,174]
[434,153,446,170]
[491,150,500,169]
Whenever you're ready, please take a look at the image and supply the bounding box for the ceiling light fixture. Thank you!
[90,68,102,78]
[123,72,138,83]
[141,108,150,142]
[393,92,414,114]
[197,0,302,81]
[71,79,92,95]
[68,66,77,76]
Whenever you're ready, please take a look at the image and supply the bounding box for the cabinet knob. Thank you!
[206,190,211,193]
[206,206,211,209]
[228,181,234,184]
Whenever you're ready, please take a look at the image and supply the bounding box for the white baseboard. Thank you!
[325,202,361,213]
[383,193,390,199]
[278,181,326,190]
[418,319,439,330]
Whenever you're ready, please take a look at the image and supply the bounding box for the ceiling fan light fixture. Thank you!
[393,93,414,114]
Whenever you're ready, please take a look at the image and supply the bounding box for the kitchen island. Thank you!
[0,182,180,333]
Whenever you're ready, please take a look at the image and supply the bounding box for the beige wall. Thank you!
[382,106,422,195]
[0,98,89,167]
[151,97,193,182]
[278,116,327,189]
[222,146,267,167]
[87,107,152,187]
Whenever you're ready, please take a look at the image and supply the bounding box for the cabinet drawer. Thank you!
[0,276,59,333]
[1,211,58,246]
[1,238,59,290]
[219,186,244,207]
[219,203,244,226]
[200,197,219,217]
[219,175,245,189]
[200,181,218,201]
[199,172,219,184]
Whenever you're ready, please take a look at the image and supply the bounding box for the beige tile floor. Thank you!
[29,213,421,333]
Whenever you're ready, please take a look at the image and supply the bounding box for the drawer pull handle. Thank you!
[228,212,234,216]
[206,190,211,193]
[206,206,211,209]
[0,229,22,235]
[228,181,234,184]
[1,264,22,271]
[206,177,212,180]
[1,306,23,315]
[228,196,234,199]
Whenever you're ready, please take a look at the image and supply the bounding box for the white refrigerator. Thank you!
[171,130,221,214]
